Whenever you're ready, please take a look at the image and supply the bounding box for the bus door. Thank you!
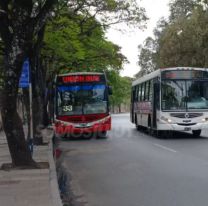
[130,88,135,123]
[153,78,160,128]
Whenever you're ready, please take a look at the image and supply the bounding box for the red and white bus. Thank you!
[131,67,208,137]
[54,72,112,138]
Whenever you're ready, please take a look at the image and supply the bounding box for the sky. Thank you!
[106,0,170,77]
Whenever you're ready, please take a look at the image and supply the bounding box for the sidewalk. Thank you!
[0,129,62,206]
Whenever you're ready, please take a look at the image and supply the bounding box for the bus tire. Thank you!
[156,130,163,138]
[147,115,152,134]
[61,135,68,140]
[192,130,201,137]
[97,131,107,139]
[157,130,169,139]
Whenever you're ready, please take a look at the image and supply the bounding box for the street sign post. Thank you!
[19,59,33,155]
[19,59,30,88]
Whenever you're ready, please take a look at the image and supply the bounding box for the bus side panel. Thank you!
[137,101,152,128]
[141,113,148,127]
[137,112,141,125]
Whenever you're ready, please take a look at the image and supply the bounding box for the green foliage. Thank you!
[43,9,128,76]
[41,0,147,78]
[43,6,135,111]
[136,37,157,78]
[158,6,208,68]
[64,0,147,29]
[169,0,197,21]
[107,70,132,107]
[136,0,208,77]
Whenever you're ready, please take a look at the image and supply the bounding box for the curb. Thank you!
[48,134,63,206]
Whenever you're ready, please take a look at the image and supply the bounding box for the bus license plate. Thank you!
[184,127,191,131]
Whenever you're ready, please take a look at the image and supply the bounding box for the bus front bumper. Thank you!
[54,116,111,136]
[157,122,208,131]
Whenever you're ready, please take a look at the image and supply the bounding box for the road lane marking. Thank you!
[154,143,178,153]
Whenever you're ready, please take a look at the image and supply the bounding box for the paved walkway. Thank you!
[0,129,62,206]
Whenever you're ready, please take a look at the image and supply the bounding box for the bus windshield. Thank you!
[57,84,107,115]
[162,80,208,110]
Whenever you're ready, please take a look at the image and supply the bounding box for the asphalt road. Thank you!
[59,113,208,206]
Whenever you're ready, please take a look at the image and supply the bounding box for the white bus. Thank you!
[130,67,208,137]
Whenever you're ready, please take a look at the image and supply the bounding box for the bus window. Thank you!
[132,87,136,102]
[144,82,147,101]
[187,81,208,109]
[135,86,138,101]
[149,80,153,102]
[145,81,150,101]
[137,85,140,101]
[138,84,141,101]
[141,83,145,101]
[154,79,160,109]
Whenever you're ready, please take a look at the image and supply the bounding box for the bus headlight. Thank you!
[202,118,208,122]
[167,119,172,123]
[160,116,172,123]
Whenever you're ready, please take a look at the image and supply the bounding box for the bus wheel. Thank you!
[192,130,201,137]
[136,125,141,131]
[157,130,163,138]
[97,131,107,139]
[147,116,152,135]
[83,133,93,140]
[62,135,68,140]
[157,130,169,139]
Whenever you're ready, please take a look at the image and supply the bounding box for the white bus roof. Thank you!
[132,67,208,86]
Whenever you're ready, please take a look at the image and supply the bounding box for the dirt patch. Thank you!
[0,161,49,171]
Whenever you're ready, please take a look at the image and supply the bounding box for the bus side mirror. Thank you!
[108,86,113,95]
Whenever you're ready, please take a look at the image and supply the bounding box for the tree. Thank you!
[0,0,57,167]
[0,0,146,166]
[135,17,169,77]
[158,6,208,68]
[169,0,197,21]
[135,0,208,75]
[64,0,147,29]
[108,71,132,112]
[136,37,157,78]
[35,0,147,130]
[43,10,128,73]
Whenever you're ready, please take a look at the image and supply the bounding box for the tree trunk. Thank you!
[0,91,2,131]
[29,26,48,145]
[47,81,55,124]
[118,104,121,113]
[0,0,56,166]
[112,103,115,114]
[32,85,44,145]
[1,74,35,167]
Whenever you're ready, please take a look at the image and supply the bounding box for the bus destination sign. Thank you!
[162,70,208,79]
[58,75,102,84]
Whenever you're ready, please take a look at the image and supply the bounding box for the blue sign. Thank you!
[19,58,30,88]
